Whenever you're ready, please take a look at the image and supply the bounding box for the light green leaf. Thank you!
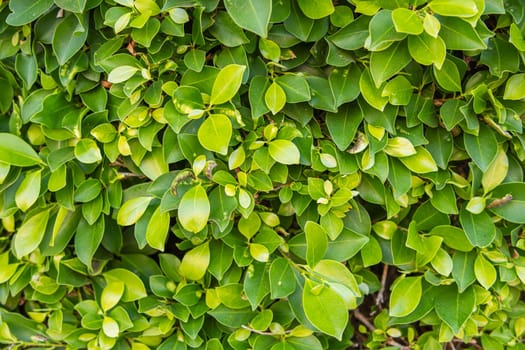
[224,0,271,37]
[423,14,440,37]
[210,64,246,105]
[146,206,170,251]
[428,0,479,17]
[104,268,148,302]
[305,221,327,267]
[268,139,300,165]
[197,114,232,155]
[481,147,508,193]
[384,137,417,157]
[6,0,54,26]
[408,33,446,69]
[117,197,152,226]
[179,241,210,280]
[399,147,438,173]
[265,82,287,115]
[14,208,51,258]
[382,76,413,105]
[269,257,296,298]
[366,9,406,51]
[74,139,102,164]
[178,185,210,233]
[107,66,139,84]
[276,74,311,103]
[101,282,125,312]
[15,169,41,212]
[389,276,422,317]
[302,279,348,340]
[474,253,496,289]
[392,8,423,35]
[296,0,334,19]
[359,68,388,111]
[435,285,475,334]
[0,133,42,166]
[75,216,105,267]
[102,317,119,338]
[503,73,525,100]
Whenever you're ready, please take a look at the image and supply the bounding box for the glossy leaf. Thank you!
[178,185,210,233]
[210,64,246,105]
[197,114,232,155]
[0,133,42,166]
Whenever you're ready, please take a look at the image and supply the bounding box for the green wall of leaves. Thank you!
[1,0,525,348]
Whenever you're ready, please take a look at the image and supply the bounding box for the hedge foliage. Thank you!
[1,0,525,349]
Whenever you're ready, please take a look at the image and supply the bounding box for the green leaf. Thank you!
[131,18,160,47]
[452,251,476,292]
[15,54,37,89]
[269,257,296,298]
[328,15,370,50]
[146,206,170,251]
[370,41,411,87]
[384,137,416,157]
[429,225,474,252]
[392,8,423,35]
[117,197,153,226]
[6,0,54,26]
[488,183,525,223]
[104,268,148,302]
[302,279,348,340]
[305,221,327,267]
[433,59,462,92]
[296,0,334,19]
[244,262,270,309]
[503,73,525,100]
[54,0,87,12]
[438,17,486,51]
[224,0,271,37]
[366,9,406,51]
[459,207,496,247]
[389,276,422,317]
[210,64,246,105]
[268,139,301,165]
[179,241,210,281]
[53,14,88,65]
[276,74,311,103]
[480,37,520,78]
[0,133,42,166]
[265,82,287,115]
[14,208,51,258]
[435,285,475,334]
[464,124,498,172]
[326,104,362,151]
[197,114,232,155]
[428,0,479,17]
[382,76,413,106]
[75,216,105,267]
[474,253,496,289]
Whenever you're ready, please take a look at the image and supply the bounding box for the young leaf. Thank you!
[268,140,300,165]
[389,276,422,317]
[179,241,210,281]
[14,208,51,258]
[302,279,348,340]
[178,185,210,233]
[146,206,171,251]
[15,169,41,212]
[210,64,246,105]
[474,253,497,289]
[296,0,334,19]
[104,268,148,302]
[197,114,232,155]
[117,197,153,226]
[265,82,287,115]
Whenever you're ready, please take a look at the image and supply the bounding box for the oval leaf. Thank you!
[197,114,232,155]
[0,133,42,166]
[179,241,210,281]
[178,185,210,233]
[210,64,246,105]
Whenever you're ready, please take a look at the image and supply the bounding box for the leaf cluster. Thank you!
[1,0,525,349]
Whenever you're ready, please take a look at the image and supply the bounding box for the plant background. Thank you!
[1,0,525,349]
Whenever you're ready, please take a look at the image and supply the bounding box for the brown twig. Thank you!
[376,264,389,307]
[353,309,410,350]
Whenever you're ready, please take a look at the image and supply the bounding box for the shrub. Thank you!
[1,0,525,349]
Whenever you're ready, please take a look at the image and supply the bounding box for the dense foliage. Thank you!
[1,0,525,348]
